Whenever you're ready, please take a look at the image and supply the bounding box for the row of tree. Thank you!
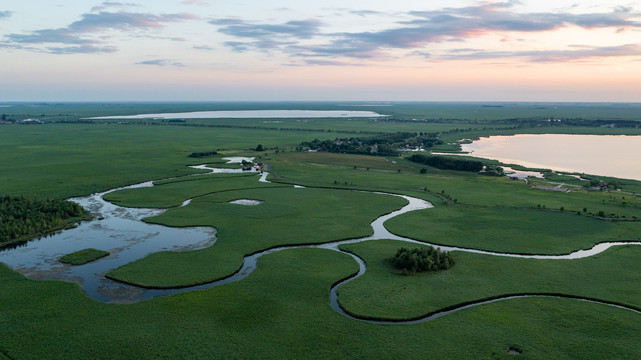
[299,132,443,156]
[390,246,455,274]
[187,150,218,158]
[0,196,86,246]
[409,154,484,172]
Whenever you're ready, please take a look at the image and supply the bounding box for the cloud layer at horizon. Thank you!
[1,0,640,101]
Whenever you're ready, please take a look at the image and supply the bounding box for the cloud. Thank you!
[90,2,139,12]
[209,3,641,63]
[333,4,641,53]
[210,18,322,52]
[47,44,118,54]
[4,11,198,54]
[211,18,321,39]
[440,44,641,62]
[350,10,382,17]
[182,0,209,6]
[135,59,184,67]
[301,59,363,66]
[0,10,12,19]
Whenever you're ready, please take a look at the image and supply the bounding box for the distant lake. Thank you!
[461,134,641,181]
[89,110,386,119]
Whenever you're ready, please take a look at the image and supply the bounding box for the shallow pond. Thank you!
[462,134,641,181]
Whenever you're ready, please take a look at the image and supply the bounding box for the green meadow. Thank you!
[1,102,641,359]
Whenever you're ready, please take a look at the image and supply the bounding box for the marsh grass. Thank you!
[59,248,110,265]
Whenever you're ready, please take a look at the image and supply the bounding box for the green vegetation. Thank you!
[299,132,442,156]
[60,248,110,265]
[339,240,641,321]
[385,206,641,254]
[390,246,455,274]
[0,196,87,247]
[409,153,484,172]
[3,250,641,359]
[187,150,218,158]
[2,102,641,359]
[106,187,406,287]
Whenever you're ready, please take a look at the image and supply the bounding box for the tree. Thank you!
[390,246,455,274]
[255,144,264,151]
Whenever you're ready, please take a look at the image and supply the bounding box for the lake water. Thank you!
[461,134,641,181]
[89,110,385,119]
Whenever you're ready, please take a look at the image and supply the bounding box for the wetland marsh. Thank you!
[2,102,641,359]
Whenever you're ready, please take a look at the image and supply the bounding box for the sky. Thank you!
[1,0,640,102]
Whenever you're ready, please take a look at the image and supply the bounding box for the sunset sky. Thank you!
[1,0,640,101]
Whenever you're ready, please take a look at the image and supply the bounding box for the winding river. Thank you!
[1,165,641,319]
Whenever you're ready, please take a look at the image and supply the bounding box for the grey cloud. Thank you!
[47,44,117,54]
[4,10,198,54]
[211,18,321,40]
[302,59,362,66]
[210,18,322,53]
[304,4,641,59]
[440,44,641,62]
[0,10,12,19]
[91,2,139,12]
[135,59,184,66]
[351,10,382,17]
[209,4,641,62]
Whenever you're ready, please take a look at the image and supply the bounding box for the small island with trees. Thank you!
[390,246,455,275]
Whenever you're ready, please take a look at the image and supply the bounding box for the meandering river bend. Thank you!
[1,165,640,320]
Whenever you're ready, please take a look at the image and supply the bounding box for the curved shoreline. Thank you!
[3,166,641,320]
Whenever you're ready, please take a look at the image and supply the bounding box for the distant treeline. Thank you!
[299,132,442,156]
[0,196,87,246]
[188,150,218,158]
[409,154,483,172]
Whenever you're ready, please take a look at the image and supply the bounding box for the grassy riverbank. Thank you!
[3,248,641,359]
[2,102,641,359]
[385,206,641,254]
[106,187,406,287]
[339,240,641,320]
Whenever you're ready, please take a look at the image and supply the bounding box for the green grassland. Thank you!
[106,186,406,287]
[385,206,641,254]
[3,249,641,359]
[59,248,110,265]
[1,102,641,359]
[339,240,641,320]
[104,172,279,208]
[0,123,335,199]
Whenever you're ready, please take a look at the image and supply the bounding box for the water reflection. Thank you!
[0,180,218,302]
[462,134,641,181]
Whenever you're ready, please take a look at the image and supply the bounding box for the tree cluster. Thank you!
[409,154,483,172]
[299,132,442,156]
[390,246,455,274]
[187,150,218,158]
[0,196,86,245]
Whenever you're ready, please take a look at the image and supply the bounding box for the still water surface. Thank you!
[90,110,385,119]
[462,134,641,181]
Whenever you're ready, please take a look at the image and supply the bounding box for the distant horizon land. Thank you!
[2,100,641,105]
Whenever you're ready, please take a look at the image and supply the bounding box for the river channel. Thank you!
[1,163,640,320]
